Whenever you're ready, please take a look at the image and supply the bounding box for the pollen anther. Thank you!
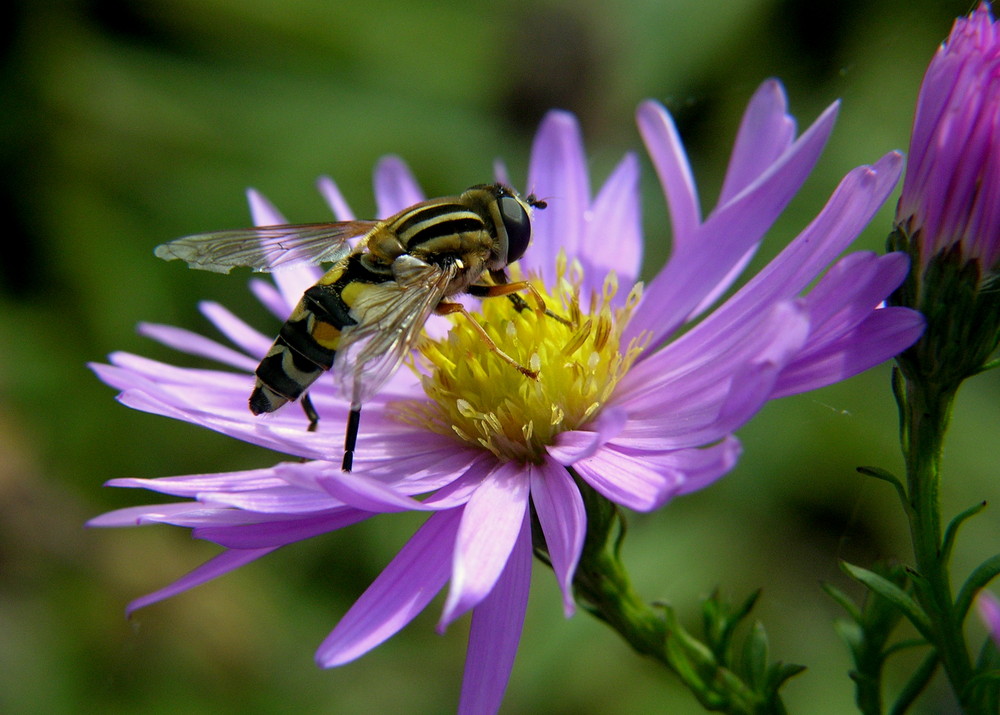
[393,260,644,463]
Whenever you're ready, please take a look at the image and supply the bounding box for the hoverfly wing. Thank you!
[154,221,379,273]
[332,256,457,406]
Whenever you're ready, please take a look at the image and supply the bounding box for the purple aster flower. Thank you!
[890,2,1000,384]
[90,80,924,713]
[895,2,1000,272]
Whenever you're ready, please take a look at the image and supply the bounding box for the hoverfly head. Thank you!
[495,186,546,267]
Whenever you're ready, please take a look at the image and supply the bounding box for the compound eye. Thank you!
[498,195,532,263]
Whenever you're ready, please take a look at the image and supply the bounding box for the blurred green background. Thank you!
[2,0,996,712]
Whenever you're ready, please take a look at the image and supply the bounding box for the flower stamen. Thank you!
[392,255,645,464]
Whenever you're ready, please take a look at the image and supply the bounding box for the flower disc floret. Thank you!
[395,255,644,464]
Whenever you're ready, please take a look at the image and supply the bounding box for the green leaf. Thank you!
[766,662,807,700]
[942,501,988,565]
[964,667,1000,711]
[741,622,769,689]
[821,581,862,623]
[956,553,1000,620]
[889,650,938,715]
[841,561,933,641]
[701,589,760,662]
[973,356,1000,374]
[966,669,1000,687]
[883,638,930,658]
[973,640,1000,713]
[857,466,908,507]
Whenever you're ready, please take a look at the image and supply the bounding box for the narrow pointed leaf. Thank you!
[942,500,988,565]
[841,561,932,640]
[957,554,1000,620]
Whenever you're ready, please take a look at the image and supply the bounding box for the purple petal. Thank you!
[636,100,701,247]
[104,467,288,497]
[316,175,356,221]
[718,80,797,204]
[794,252,907,345]
[420,455,495,509]
[199,301,272,358]
[196,509,372,549]
[524,111,589,277]
[572,445,680,511]
[665,435,742,497]
[493,159,511,187]
[772,307,926,397]
[249,278,292,318]
[112,387,339,462]
[616,359,788,451]
[458,512,531,715]
[373,156,425,217]
[609,436,742,501]
[316,509,460,667]
[629,100,839,345]
[361,439,486,491]
[137,323,258,371]
[614,303,810,452]
[127,547,278,615]
[631,151,902,368]
[98,358,247,408]
[246,187,287,226]
[317,470,435,513]
[439,462,530,629]
[103,352,250,390]
[616,301,811,417]
[529,458,585,616]
[547,406,627,465]
[201,486,343,514]
[581,153,643,293]
[685,82,799,315]
[86,502,208,527]
[699,153,903,336]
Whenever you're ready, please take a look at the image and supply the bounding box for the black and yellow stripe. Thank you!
[249,253,394,415]
[392,202,485,251]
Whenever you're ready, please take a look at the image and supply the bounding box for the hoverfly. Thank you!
[155,183,548,471]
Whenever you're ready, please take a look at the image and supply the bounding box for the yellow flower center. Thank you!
[392,253,646,464]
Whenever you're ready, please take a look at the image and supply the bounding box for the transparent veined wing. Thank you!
[332,255,458,406]
[154,221,379,273]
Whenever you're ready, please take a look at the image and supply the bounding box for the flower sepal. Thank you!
[888,224,1000,388]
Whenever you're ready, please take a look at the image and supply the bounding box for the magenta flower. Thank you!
[890,2,1000,384]
[90,80,923,713]
[895,2,1000,270]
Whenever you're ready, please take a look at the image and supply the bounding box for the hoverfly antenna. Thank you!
[526,194,548,210]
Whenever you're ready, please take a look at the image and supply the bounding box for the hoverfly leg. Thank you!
[435,301,539,379]
[301,394,320,432]
[469,281,571,327]
[342,405,362,472]
[505,292,573,327]
[505,292,532,313]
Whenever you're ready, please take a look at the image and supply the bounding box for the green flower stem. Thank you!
[898,374,978,709]
[572,542,763,713]
[567,474,767,714]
